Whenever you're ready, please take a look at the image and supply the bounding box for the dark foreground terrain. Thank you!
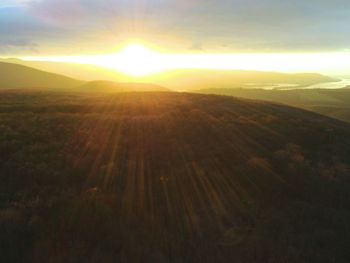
[1,91,350,262]
[195,88,350,122]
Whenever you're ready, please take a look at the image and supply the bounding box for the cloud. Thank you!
[189,42,204,51]
[1,0,350,54]
[0,0,31,8]
[0,39,39,53]
[28,0,96,25]
[170,0,350,51]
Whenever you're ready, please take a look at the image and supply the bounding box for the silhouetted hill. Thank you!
[0,61,169,93]
[79,80,171,93]
[0,62,84,89]
[0,58,128,82]
[0,58,337,90]
[153,69,338,90]
[195,88,350,122]
[1,91,350,262]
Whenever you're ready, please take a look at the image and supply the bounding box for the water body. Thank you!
[245,83,300,90]
[254,79,350,90]
[303,79,350,90]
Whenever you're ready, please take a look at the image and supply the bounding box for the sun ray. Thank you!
[20,43,350,77]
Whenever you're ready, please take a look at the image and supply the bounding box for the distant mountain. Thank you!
[0,58,127,82]
[0,62,84,89]
[0,58,337,90]
[153,69,338,90]
[195,88,350,122]
[1,91,350,262]
[79,80,170,93]
[0,61,169,92]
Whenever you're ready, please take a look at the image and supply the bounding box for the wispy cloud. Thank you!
[1,0,350,55]
[0,0,31,8]
[0,39,39,53]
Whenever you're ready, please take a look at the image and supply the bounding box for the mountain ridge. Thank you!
[78,80,171,93]
[195,87,350,122]
[0,58,338,90]
[0,61,84,89]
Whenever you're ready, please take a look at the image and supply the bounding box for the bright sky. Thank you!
[22,44,350,76]
[2,0,350,75]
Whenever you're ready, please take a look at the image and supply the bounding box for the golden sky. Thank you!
[2,0,350,75]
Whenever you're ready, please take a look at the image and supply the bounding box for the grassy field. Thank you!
[1,90,350,262]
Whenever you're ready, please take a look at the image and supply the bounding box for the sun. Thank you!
[111,43,165,77]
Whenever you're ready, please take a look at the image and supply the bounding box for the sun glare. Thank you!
[21,43,350,77]
[110,44,164,76]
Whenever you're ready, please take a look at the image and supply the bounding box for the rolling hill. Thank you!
[1,91,350,262]
[195,88,350,122]
[152,69,338,90]
[0,62,169,93]
[0,62,84,89]
[0,58,338,90]
[79,80,170,93]
[0,58,128,82]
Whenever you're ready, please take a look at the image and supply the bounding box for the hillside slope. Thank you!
[0,59,337,90]
[153,69,338,90]
[195,88,350,122]
[1,91,350,262]
[0,62,84,89]
[79,80,171,92]
[0,58,128,82]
